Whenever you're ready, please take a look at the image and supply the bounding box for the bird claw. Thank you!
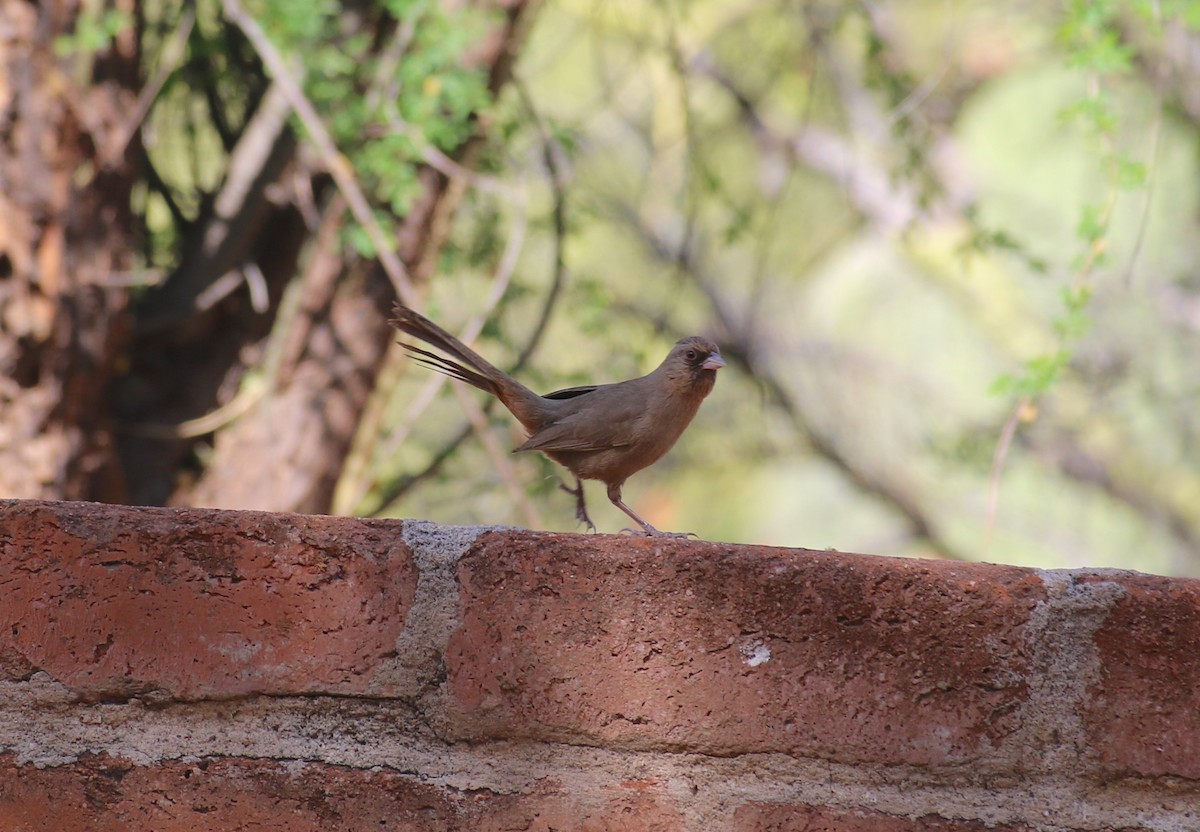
[619,527,697,539]
[558,477,597,534]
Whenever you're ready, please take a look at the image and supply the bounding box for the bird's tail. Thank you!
[390,303,507,397]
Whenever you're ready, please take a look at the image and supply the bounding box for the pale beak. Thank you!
[702,353,726,371]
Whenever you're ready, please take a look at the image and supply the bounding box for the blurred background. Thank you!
[2,0,1198,575]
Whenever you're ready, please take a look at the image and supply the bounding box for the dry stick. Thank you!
[219,0,418,307]
[985,395,1030,547]
[124,377,266,440]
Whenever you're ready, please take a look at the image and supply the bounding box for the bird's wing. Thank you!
[542,384,599,400]
[515,392,641,453]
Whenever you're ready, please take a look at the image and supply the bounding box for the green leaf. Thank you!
[1114,157,1147,189]
[1076,204,1106,242]
[55,8,133,56]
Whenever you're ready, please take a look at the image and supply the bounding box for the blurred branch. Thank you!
[122,376,265,439]
[1124,14,1200,124]
[141,79,296,329]
[1024,426,1200,564]
[121,195,346,441]
[985,397,1030,548]
[106,6,195,166]
[665,5,701,283]
[606,197,967,559]
[589,7,964,547]
[337,183,529,515]
[510,74,570,366]
[694,60,965,233]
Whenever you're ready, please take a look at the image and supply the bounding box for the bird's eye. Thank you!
[685,349,697,361]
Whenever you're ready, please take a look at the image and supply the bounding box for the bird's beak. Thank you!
[702,353,726,371]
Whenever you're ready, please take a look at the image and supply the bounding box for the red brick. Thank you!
[0,501,413,698]
[733,804,1035,832]
[446,532,1045,764]
[1083,573,1200,779]
[0,754,684,832]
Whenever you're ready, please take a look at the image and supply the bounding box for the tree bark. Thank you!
[0,0,139,500]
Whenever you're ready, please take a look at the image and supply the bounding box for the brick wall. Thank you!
[1,499,1197,831]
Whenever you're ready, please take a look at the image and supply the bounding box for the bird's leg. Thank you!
[606,483,695,539]
[558,476,596,533]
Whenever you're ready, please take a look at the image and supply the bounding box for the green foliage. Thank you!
[991,351,1071,398]
[1053,285,1094,341]
[992,0,1175,403]
[1058,0,1135,74]
[55,7,133,57]
[247,0,493,252]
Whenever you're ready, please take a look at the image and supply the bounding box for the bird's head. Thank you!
[661,336,725,396]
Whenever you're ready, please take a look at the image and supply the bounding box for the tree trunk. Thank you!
[0,0,139,500]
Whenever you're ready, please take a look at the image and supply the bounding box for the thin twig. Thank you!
[510,74,570,366]
[985,396,1030,547]
[381,118,519,199]
[122,376,266,439]
[1125,3,1166,288]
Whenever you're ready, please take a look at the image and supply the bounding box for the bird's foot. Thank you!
[558,477,597,534]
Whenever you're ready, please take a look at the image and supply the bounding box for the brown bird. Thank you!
[391,303,725,536]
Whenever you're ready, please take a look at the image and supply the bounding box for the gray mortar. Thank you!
[1018,569,1128,775]
[1,674,1195,830]
[366,521,513,705]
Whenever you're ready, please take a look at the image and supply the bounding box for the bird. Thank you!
[390,303,725,536]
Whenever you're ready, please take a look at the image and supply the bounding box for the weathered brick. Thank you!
[1083,573,1200,779]
[0,501,413,698]
[733,804,1036,832]
[446,532,1046,764]
[0,754,684,832]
